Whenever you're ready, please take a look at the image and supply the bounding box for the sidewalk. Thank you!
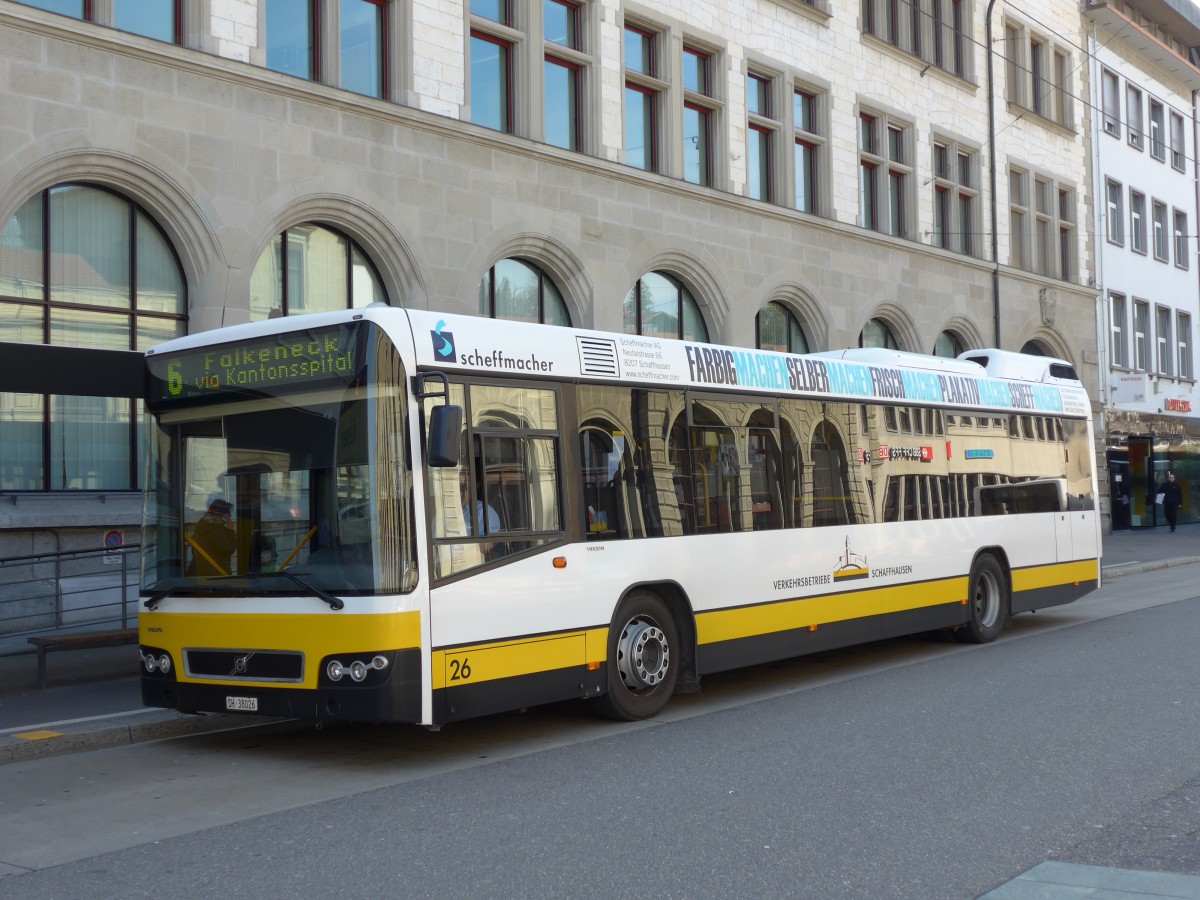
[2,523,1199,766]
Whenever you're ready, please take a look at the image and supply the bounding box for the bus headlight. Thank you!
[350,660,368,682]
[158,654,172,674]
[327,660,345,682]
[143,652,157,673]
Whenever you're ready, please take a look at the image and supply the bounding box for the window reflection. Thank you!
[756,302,809,353]
[0,185,186,491]
[250,223,387,320]
[266,0,314,79]
[341,0,385,97]
[623,272,707,341]
[114,0,177,42]
[479,258,570,326]
[471,34,511,132]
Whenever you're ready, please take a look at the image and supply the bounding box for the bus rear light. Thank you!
[553,557,567,568]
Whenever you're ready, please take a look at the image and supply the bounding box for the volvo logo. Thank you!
[232,654,251,675]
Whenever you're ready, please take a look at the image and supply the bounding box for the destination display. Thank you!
[146,322,365,407]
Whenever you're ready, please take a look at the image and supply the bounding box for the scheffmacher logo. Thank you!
[431,319,457,363]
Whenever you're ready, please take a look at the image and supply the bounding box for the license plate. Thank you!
[225,696,258,712]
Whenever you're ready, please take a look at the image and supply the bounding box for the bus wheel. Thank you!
[956,554,1008,644]
[594,591,679,721]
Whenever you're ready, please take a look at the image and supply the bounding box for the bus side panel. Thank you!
[1010,558,1099,614]
[697,602,965,675]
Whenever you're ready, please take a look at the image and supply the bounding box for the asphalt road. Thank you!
[1,565,1199,899]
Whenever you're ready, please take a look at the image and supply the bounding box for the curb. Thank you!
[1102,556,1200,579]
[0,711,283,765]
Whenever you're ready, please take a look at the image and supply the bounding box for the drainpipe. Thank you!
[985,0,1001,347]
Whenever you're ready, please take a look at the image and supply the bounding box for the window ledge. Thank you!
[1004,101,1077,138]
[861,33,976,90]
[775,0,832,24]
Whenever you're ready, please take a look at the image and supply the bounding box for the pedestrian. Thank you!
[1156,471,1183,532]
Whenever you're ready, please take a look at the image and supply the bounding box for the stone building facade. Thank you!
[0,0,1103,559]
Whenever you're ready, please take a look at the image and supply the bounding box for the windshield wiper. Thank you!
[274,569,344,610]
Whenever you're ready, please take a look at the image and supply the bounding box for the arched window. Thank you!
[859,317,899,349]
[623,272,708,341]
[811,421,856,527]
[933,330,965,358]
[250,224,386,320]
[1021,341,1046,356]
[756,301,810,353]
[0,184,186,490]
[478,258,570,326]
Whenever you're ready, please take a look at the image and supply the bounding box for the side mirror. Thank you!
[427,405,463,467]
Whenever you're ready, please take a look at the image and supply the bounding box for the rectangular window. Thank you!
[747,72,776,202]
[471,32,512,133]
[1153,200,1168,261]
[114,0,181,43]
[266,0,315,80]
[683,49,714,185]
[1110,292,1127,368]
[684,104,711,187]
[623,25,661,172]
[794,86,824,215]
[1009,167,1027,269]
[931,138,977,256]
[1150,100,1165,160]
[624,84,655,170]
[1170,111,1186,171]
[860,110,910,237]
[471,0,509,24]
[1106,179,1123,245]
[544,0,584,152]
[1034,177,1052,275]
[1130,191,1146,254]
[1134,300,1149,372]
[1058,187,1074,280]
[544,58,580,151]
[1175,209,1189,269]
[1102,68,1120,137]
[1179,312,1192,380]
[1029,38,1046,116]
[1126,84,1144,150]
[1004,23,1022,106]
[340,0,385,98]
[1157,306,1173,376]
[544,0,578,47]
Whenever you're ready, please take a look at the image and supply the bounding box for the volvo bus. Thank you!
[138,307,1100,725]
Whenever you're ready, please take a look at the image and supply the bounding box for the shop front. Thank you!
[1106,408,1200,529]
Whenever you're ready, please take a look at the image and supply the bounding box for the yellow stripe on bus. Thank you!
[696,577,966,645]
[432,628,608,689]
[1012,558,1099,592]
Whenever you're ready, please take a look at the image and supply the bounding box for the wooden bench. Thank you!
[28,628,138,689]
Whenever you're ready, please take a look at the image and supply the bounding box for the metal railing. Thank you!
[0,545,140,637]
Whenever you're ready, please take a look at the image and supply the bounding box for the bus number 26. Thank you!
[449,658,472,681]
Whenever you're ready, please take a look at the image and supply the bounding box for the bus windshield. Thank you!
[142,324,415,597]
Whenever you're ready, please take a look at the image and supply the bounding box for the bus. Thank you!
[138,307,1100,725]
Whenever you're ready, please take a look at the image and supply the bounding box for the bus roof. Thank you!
[142,308,1091,419]
[402,310,1091,419]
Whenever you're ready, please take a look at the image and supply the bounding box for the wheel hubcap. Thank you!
[974,570,1000,629]
[615,618,669,690]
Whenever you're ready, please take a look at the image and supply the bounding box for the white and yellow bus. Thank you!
[139,308,1100,725]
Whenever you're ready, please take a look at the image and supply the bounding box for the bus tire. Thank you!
[594,590,679,721]
[956,554,1008,644]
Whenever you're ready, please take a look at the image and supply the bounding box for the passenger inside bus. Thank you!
[188,496,237,576]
